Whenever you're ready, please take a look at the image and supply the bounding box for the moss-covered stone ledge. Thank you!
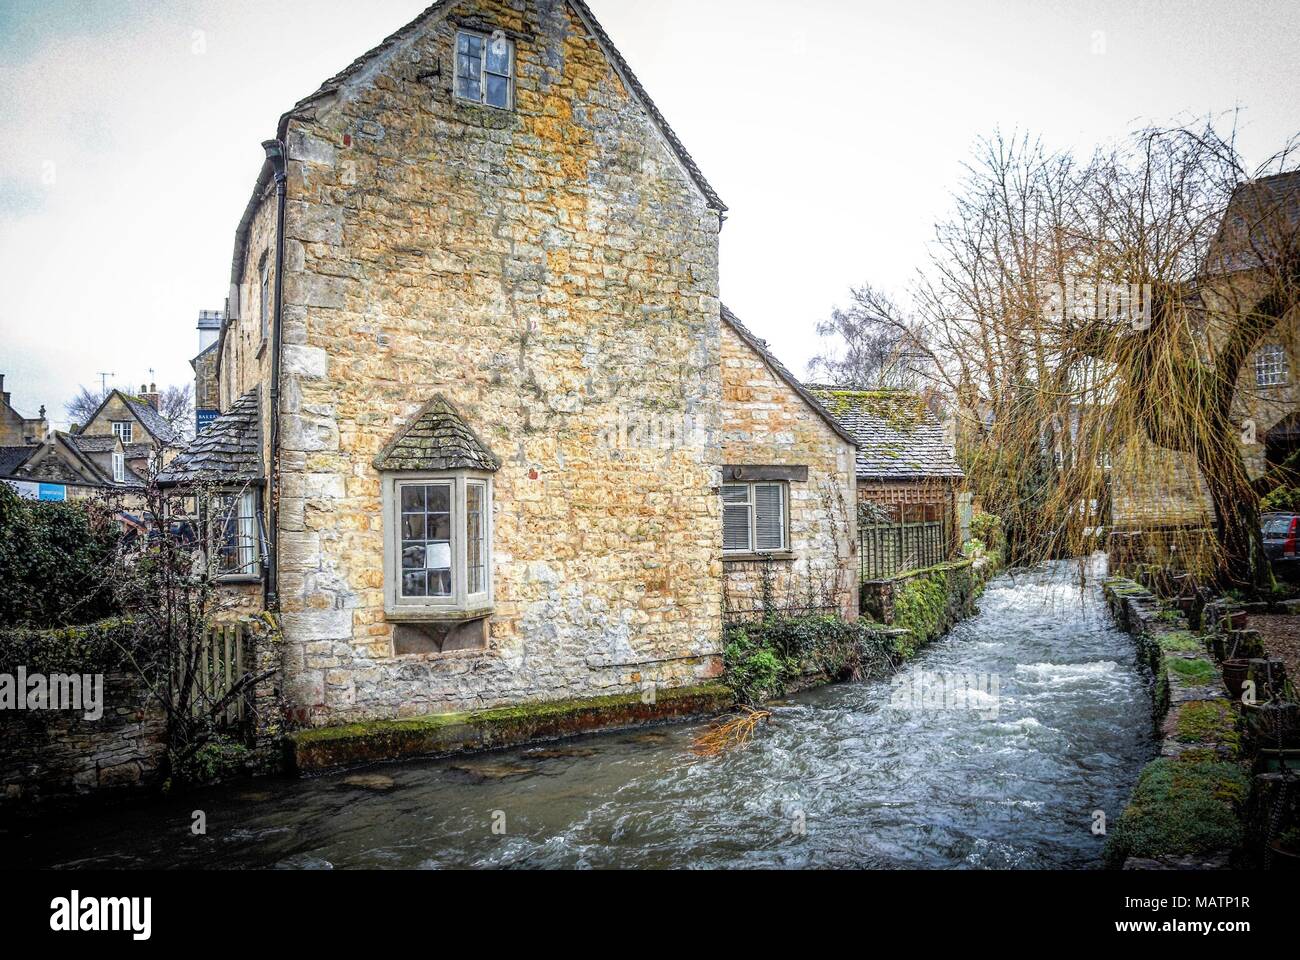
[1103,578,1251,869]
[862,555,999,660]
[286,683,735,775]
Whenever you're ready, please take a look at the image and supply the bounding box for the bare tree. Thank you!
[902,120,1300,589]
[809,284,938,390]
[65,385,109,429]
[158,384,195,440]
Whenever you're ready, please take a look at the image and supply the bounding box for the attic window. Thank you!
[455,30,514,109]
[112,453,126,484]
[112,421,133,443]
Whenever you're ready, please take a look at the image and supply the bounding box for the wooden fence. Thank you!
[860,517,953,581]
[179,622,254,731]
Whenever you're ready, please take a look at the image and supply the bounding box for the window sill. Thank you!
[216,575,262,586]
[724,552,795,564]
[385,605,495,625]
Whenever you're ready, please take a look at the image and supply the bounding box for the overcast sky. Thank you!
[1,0,1297,429]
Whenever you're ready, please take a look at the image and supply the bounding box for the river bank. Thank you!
[9,561,1154,870]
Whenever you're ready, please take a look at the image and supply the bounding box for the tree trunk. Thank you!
[1197,442,1270,592]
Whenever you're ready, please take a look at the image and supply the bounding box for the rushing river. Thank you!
[13,559,1156,870]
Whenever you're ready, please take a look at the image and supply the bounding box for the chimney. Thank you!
[141,382,161,411]
[0,373,7,408]
[198,310,222,354]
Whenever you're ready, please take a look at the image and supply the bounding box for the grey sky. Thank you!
[1,0,1297,428]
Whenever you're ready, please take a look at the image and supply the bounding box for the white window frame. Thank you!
[259,254,272,343]
[206,489,261,581]
[722,481,789,556]
[1257,344,1288,387]
[112,421,133,443]
[453,29,515,110]
[382,471,494,621]
[111,452,125,484]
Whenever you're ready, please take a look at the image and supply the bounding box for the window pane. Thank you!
[457,74,481,101]
[486,38,511,74]
[755,484,785,552]
[398,482,454,599]
[467,483,486,595]
[402,514,426,541]
[485,73,510,108]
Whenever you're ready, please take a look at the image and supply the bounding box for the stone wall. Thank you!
[0,672,166,812]
[720,320,858,620]
[221,0,727,725]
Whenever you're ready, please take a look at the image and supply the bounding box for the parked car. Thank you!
[1262,513,1300,562]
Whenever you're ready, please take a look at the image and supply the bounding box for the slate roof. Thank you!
[83,389,179,445]
[69,435,119,454]
[720,305,859,448]
[0,446,33,477]
[807,388,965,483]
[374,395,501,473]
[157,390,263,487]
[1204,170,1300,276]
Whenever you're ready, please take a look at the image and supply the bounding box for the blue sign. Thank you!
[38,484,67,502]
[197,409,219,433]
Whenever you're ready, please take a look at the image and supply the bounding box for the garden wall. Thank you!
[861,556,997,659]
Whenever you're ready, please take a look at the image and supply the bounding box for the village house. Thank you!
[161,0,861,728]
[0,374,147,502]
[1109,171,1300,551]
[809,387,965,579]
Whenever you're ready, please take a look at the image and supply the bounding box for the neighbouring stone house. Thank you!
[1109,171,1300,538]
[76,386,180,480]
[0,375,145,502]
[161,0,860,729]
[809,387,965,578]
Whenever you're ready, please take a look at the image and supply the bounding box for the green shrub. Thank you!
[0,617,148,676]
[1261,486,1300,514]
[723,615,895,705]
[1104,758,1248,866]
[970,512,1005,553]
[0,483,120,629]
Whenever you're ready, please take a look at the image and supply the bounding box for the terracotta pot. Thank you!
[1268,845,1300,870]
[1222,659,1251,702]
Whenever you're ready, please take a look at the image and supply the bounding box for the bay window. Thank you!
[383,472,493,620]
[205,490,261,580]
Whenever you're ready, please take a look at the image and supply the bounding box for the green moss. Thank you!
[287,684,737,773]
[1167,657,1217,685]
[1156,631,1203,654]
[1104,758,1249,866]
[1175,699,1240,753]
[723,615,896,704]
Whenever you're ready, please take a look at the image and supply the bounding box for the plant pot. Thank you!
[1257,749,1300,774]
[1224,610,1248,631]
[1268,845,1300,870]
[1222,659,1251,702]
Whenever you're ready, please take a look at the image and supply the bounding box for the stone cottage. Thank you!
[163,0,859,728]
[809,387,965,578]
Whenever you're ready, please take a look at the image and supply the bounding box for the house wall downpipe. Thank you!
[262,138,288,611]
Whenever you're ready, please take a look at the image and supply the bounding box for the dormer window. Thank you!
[112,421,134,443]
[455,30,514,110]
[112,453,126,484]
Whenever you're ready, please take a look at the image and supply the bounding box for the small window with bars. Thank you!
[722,482,788,555]
[1257,344,1289,387]
[455,30,514,110]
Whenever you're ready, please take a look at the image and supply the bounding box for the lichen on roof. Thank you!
[808,387,964,483]
[374,394,500,473]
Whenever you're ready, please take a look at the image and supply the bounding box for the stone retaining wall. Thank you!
[0,671,166,813]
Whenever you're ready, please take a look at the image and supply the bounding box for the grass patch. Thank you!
[1175,699,1240,752]
[1166,657,1217,685]
[1156,631,1203,654]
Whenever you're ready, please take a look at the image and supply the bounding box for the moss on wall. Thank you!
[1103,758,1249,867]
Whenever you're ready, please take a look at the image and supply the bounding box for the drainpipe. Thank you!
[262,138,288,612]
